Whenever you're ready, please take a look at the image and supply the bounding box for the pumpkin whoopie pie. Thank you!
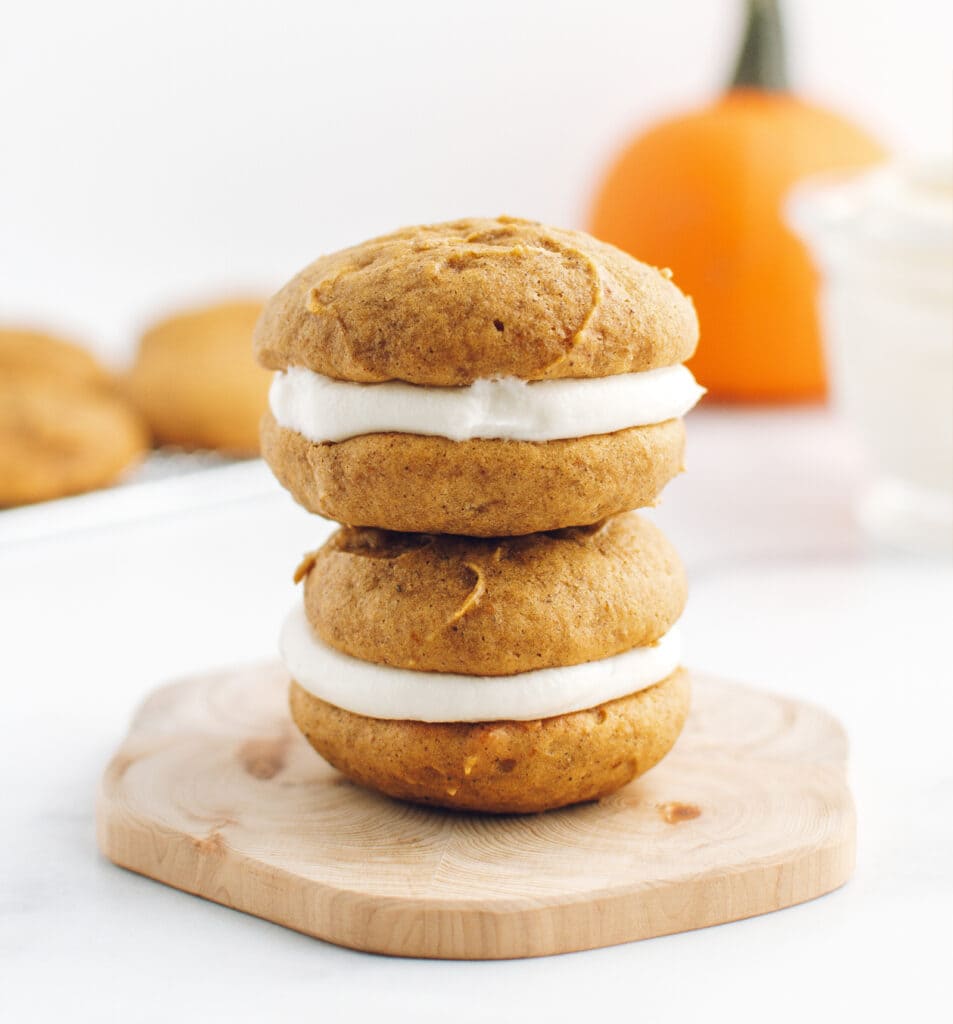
[256,217,703,536]
[282,513,690,813]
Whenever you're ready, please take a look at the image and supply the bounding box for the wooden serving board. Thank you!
[96,663,855,959]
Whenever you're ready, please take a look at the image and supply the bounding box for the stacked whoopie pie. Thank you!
[255,217,703,813]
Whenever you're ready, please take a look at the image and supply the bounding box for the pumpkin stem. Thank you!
[730,0,789,91]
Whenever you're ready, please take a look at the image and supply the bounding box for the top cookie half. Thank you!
[254,216,698,385]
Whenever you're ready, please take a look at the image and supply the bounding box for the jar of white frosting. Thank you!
[789,161,953,553]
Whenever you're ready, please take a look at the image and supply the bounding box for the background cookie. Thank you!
[261,412,686,536]
[126,299,267,454]
[0,327,114,389]
[298,512,687,675]
[0,379,148,506]
[289,670,691,814]
[255,216,698,385]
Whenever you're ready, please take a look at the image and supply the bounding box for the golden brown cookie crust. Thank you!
[261,411,685,536]
[126,299,268,454]
[289,669,690,813]
[299,513,686,675]
[0,328,113,389]
[254,217,698,386]
[0,378,149,506]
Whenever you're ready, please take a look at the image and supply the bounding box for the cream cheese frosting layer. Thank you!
[269,364,704,443]
[280,604,682,723]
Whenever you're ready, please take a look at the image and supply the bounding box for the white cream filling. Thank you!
[269,364,704,443]
[280,604,682,723]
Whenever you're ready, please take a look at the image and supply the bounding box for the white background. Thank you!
[1,0,951,358]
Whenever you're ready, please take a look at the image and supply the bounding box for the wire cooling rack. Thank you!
[0,450,276,547]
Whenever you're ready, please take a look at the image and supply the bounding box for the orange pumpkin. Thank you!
[590,0,885,401]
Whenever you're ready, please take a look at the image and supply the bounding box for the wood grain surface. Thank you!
[96,663,855,959]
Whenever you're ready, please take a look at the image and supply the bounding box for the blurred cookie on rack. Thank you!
[0,327,148,506]
[0,327,114,389]
[126,299,268,455]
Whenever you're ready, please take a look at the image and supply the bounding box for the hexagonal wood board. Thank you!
[96,663,855,959]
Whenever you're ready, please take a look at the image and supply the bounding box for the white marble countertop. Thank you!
[2,408,950,1023]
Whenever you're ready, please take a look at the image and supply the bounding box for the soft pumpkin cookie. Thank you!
[289,670,691,814]
[260,413,686,537]
[255,216,698,384]
[126,299,268,454]
[296,512,687,675]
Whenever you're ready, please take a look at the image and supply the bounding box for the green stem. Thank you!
[730,0,789,91]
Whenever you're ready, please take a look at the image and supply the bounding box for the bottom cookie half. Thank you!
[261,412,686,537]
[288,669,690,814]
